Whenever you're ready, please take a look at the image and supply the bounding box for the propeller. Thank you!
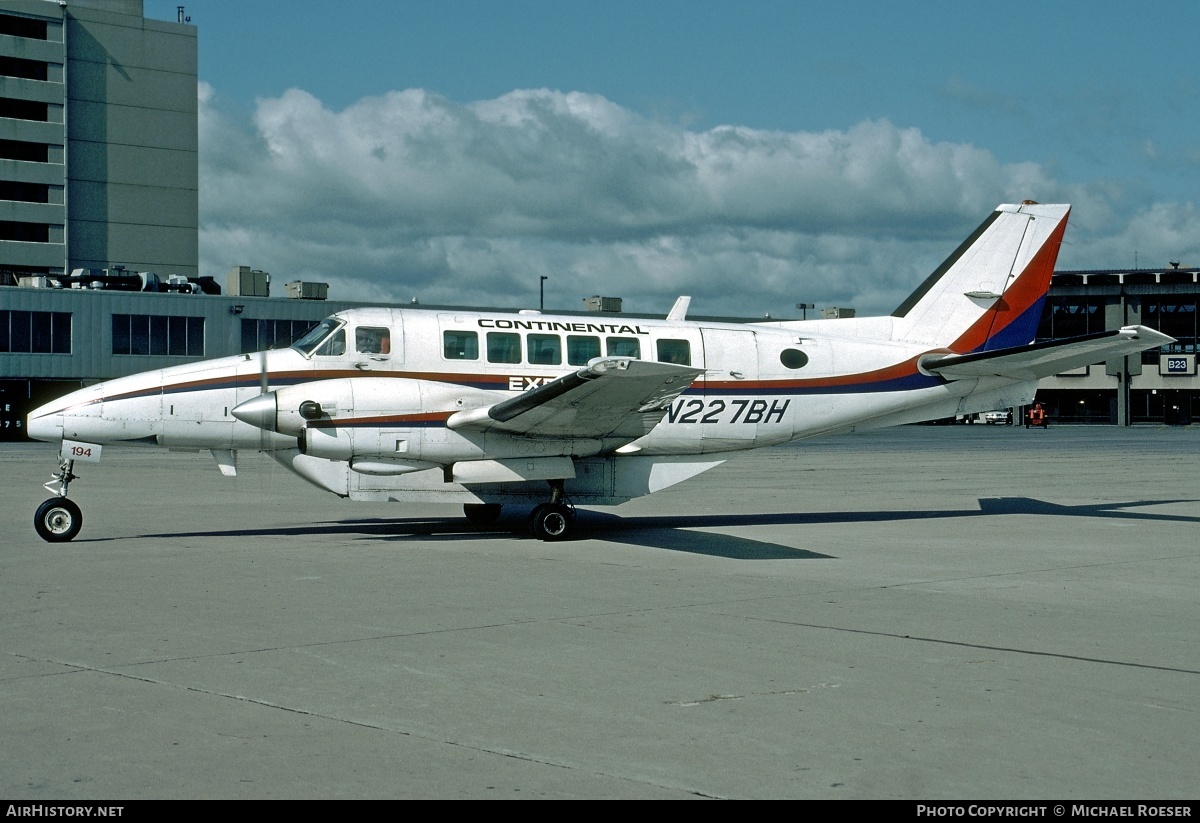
[258,347,270,454]
[232,348,279,439]
[259,346,269,396]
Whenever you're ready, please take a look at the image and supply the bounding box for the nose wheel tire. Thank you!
[529,503,573,541]
[34,498,83,543]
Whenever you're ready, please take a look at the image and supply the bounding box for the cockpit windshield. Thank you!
[292,317,346,357]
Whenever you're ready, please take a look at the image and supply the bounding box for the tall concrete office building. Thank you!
[0,0,196,281]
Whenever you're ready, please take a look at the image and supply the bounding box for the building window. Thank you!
[0,221,50,242]
[240,319,317,354]
[443,330,478,360]
[0,56,48,81]
[0,97,49,122]
[1145,300,1198,347]
[0,181,49,203]
[0,14,48,40]
[0,139,49,163]
[0,310,70,353]
[112,314,204,357]
[1038,298,1105,340]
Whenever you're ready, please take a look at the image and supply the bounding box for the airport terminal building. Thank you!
[2,1,1196,438]
[0,0,197,282]
[1035,267,1198,426]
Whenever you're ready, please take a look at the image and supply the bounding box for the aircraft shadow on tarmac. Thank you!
[124,496,1200,561]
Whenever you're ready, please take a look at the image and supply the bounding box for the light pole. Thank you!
[540,276,548,311]
[796,302,814,321]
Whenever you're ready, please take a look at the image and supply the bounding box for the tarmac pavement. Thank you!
[1,424,1197,799]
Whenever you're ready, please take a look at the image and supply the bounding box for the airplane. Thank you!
[25,202,1173,543]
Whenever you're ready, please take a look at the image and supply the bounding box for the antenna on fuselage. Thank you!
[667,296,691,322]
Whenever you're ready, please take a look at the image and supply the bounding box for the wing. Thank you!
[446,357,703,440]
[921,325,1174,381]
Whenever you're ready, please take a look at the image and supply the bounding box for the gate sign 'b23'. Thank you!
[26,203,1171,542]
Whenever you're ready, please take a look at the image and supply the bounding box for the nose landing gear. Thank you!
[35,458,83,543]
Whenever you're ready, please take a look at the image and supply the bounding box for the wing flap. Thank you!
[922,326,1174,380]
[446,358,703,439]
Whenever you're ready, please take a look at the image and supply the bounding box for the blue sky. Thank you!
[144,0,1200,317]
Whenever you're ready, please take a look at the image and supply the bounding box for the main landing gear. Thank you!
[527,480,575,542]
[34,458,83,543]
[462,480,577,541]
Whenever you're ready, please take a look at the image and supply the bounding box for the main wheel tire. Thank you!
[528,503,572,542]
[463,503,502,526]
[34,498,83,543]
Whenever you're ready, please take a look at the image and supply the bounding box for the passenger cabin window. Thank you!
[567,335,600,366]
[780,348,808,369]
[656,339,691,365]
[607,336,640,358]
[487,332,521,364]
[527,334,562,365]
[443,330,478,360]
[356,326,390,354]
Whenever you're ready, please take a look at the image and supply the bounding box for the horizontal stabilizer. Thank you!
[921,326,1174,381]
[447,357,703,440]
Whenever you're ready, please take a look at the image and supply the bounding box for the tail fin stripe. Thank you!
[951,211,1069,353]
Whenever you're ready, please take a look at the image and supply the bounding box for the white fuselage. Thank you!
[26,305,1034,506]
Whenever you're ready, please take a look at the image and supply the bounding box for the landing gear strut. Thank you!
[34,458,83,543]
[528,480,575,541]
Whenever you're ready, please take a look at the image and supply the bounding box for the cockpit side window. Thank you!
[314,329,346,357]
[356,326,390,355]
[292,318,345,357]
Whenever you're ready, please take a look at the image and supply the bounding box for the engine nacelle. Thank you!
[302,422,417,463]
[274,377,493,464]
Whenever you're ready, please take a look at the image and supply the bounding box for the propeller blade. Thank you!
[259,348,269,395]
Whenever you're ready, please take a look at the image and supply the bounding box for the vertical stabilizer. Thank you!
[891,203,1070,352]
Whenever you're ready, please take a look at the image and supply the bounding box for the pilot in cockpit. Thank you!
[355,326,391,355]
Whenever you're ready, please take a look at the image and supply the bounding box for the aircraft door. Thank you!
[699,328,760,446]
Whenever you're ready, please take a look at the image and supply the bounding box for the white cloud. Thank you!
[197,83,1198,318]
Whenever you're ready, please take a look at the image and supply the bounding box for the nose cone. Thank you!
[232,392,278,431]
[26,385,102,443]
[26,405,64,442]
